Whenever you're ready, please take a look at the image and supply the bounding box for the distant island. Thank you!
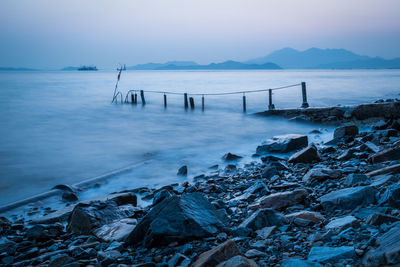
[78,65,98,71]
[0,67,38,71]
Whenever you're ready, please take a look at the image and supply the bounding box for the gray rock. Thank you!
[177,165,188,176]
[308,246,356,263]
[153,189,172,206]
[26,223,64,241]
[93,218,137,242]
[366,163,400,177]
[251,189,308,211]
[108,192,138,206]
[368,146,400,163]
[325,215,359,231]
[288,144,321,164]
[261,165,279,179]
[168,253,190,267]
[256,134,308,154]
[192,239,241,267]
[319,186,377,211]
[0,237,16,254]
[48,253,74,267]
[222,153,242,161]
[286,211,325,224]
[333,125,359,139]
[378,182,400,208]
[302,167,341,184]
[244,249,266,258]
[345,173,369,186]
[239,209,288,230]
[125,193,227,247]
[62,192,78,202]
[216,255,258,267]
[366,212,400,226]
[255,226,277,239]
[282,259,322,267]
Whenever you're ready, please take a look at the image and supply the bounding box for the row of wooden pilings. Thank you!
[127,82,309,112]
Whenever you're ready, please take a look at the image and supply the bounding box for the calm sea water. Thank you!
[0,70,399,206]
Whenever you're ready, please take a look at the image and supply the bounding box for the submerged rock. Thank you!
[222,153,242,161]
[256,134,308,154]
[192,239,241,267]
[288,144,321,164]
[177,165,188,176]
[125,192,227,247]
[319,186,376,211]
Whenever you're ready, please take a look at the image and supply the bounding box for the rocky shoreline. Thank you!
[2,105,400,266]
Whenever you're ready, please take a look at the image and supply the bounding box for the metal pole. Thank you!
[301,82,309,108]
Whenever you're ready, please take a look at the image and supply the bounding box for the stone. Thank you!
[48,253,74,267]
[308,246,356,263]
[67,201,136,234]
[288,144,321,164]
[168,253,190,267]
[256,134,308,154]
[239,209,288,230]
[325,216,359,231]
[0,237,16,254]
[62,192,78,202]
[333,125,359,139]
[244,249,266,258]
[251,189,308,211]
[302,168,341,184]
[222,153,242,161]
[255,226,277,239]
[94,218,137,242]
[108,192,138,206]
[153,189,172,206]
[261,165,279,179]
[378,182,400,208]
[286,211,326,224]
[192,240,241,267]
[31,205,75,224]
[216,255,258,267]
[345,173,369,186]
[282,259,323,267]
[177,165,188,176]
[319,186,377,211]
[366,163,400,177]
[363,223,400,266]
[125,193,227,247]
[366,212,400,226]
[368,146,400,163]
[26,223,64,241]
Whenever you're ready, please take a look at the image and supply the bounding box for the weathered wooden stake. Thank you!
[164,94,167,108]
[184,93,189,109]
[301,82,309,108]
[201,95,205,111]
[140,90,146,105]
[189,97,195,109]
[243,94,247,112]
[268,89,275,110]
[131,94,134,104]
[134,94,137,104]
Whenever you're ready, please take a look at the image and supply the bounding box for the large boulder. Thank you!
[250,189,308,211]
[67,201,136,234]
[216,255,258,267]
[378,182,400,208]
[308,246,356,264]
[368,146,400,163]
[239,209,288,230]
[192,240,241,267]
[288,144,321,164]
[256,134,308,154]
[302,167,342,184]
[319,186,377,211]
[333,125,359,139]
[93,218,137,242]
[125,193,227,247]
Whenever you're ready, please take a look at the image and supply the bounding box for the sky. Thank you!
[0,0,399,69]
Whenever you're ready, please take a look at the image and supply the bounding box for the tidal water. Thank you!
[0,70,399,206]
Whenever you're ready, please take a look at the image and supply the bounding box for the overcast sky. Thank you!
[1,0,399,69]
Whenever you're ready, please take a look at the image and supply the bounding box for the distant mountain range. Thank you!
[0,67,38,71]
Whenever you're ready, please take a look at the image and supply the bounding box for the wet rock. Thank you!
[250,189,308,211]
[48,253,74,267]
[153,189,172,206]
[67,201,136,234]
[325,215,359,231]
[31,205,75,224]
[168,253,190,267]
[308,246,356,264]
[244,249,266,258]
[366,163,400,177]
[378,182,400,208]
[345,173,369,186]
[256,134,308,154]
[286,211,326,224]
[94,218,137,242]
[319,186,377,211]
[366,212,400,226]
[239,209,288,230]
[0,237,16,254]
[222,153,242,161]
[333,125,359,139]
[125,193,227,247]
[216,255,258,267]
[175,166,188,177]
[192,239,241,267]
[108,192,138,206]
[282,259,322,267]
[62,192,78,202]
[363,222,400,266]
[302,167,341,184]
[255,226,277,239]
[26,223,64,241]
[0,217,11,235]
[368,146,400,163]
[288,144,321,164]
[261,165,279,179]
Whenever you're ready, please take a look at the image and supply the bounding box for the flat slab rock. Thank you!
[256,134,308,154]
[216,255,258,267]
[288,144,321,164]
[302,167,342,184]
[192,239,241,267]
[308,246,356,263]
[325,215,358,231]
[250,189,308,211]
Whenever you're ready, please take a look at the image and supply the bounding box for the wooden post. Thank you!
[201,95,205,111]
[243,94,247,112]
[268,89,275,110]
[131,93,134,104]
[189,97,195,109]
[184,93,188,109]
[134,93,137,104]
[140,90,146,105]
[164,94,167,108]
[301,82,309,108]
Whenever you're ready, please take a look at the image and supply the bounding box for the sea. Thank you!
[0,69,399,208]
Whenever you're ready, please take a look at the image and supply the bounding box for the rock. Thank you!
[282,259,322,267]
[363,222,400,266]
[153,189,172,206]
[239,209,288,230]
[308,246,356,263]
[250,189,308,211]
[94,218,137,242]
[368,146,400,163]
[345,173,369,186]
[366,212,400,226]
[177,165,188,176]
[333,125,359,139]
[378,182,400,208]
[288,144,321,164]
[319,186,377,211]
[222,153,242,161]
[366,163,400,177]
[286,211,326,224]
[255,226,277,239]
[216,255,258,267]
[192,239,241,267]
[325,215,359,231]
[0,237,16,254]
[244,249,266,258]
[31,205,75,224]
[48,253,74,267]
[256,134,308,154]
[26,223,64,241]
[67,201,136,234]
[125,192,227,247]
[108,192,138,206]
[302,167,341,184]
[62,192,78,202]
[168,253,190,267]
[261,165,279,179]
[230,181,268,202]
